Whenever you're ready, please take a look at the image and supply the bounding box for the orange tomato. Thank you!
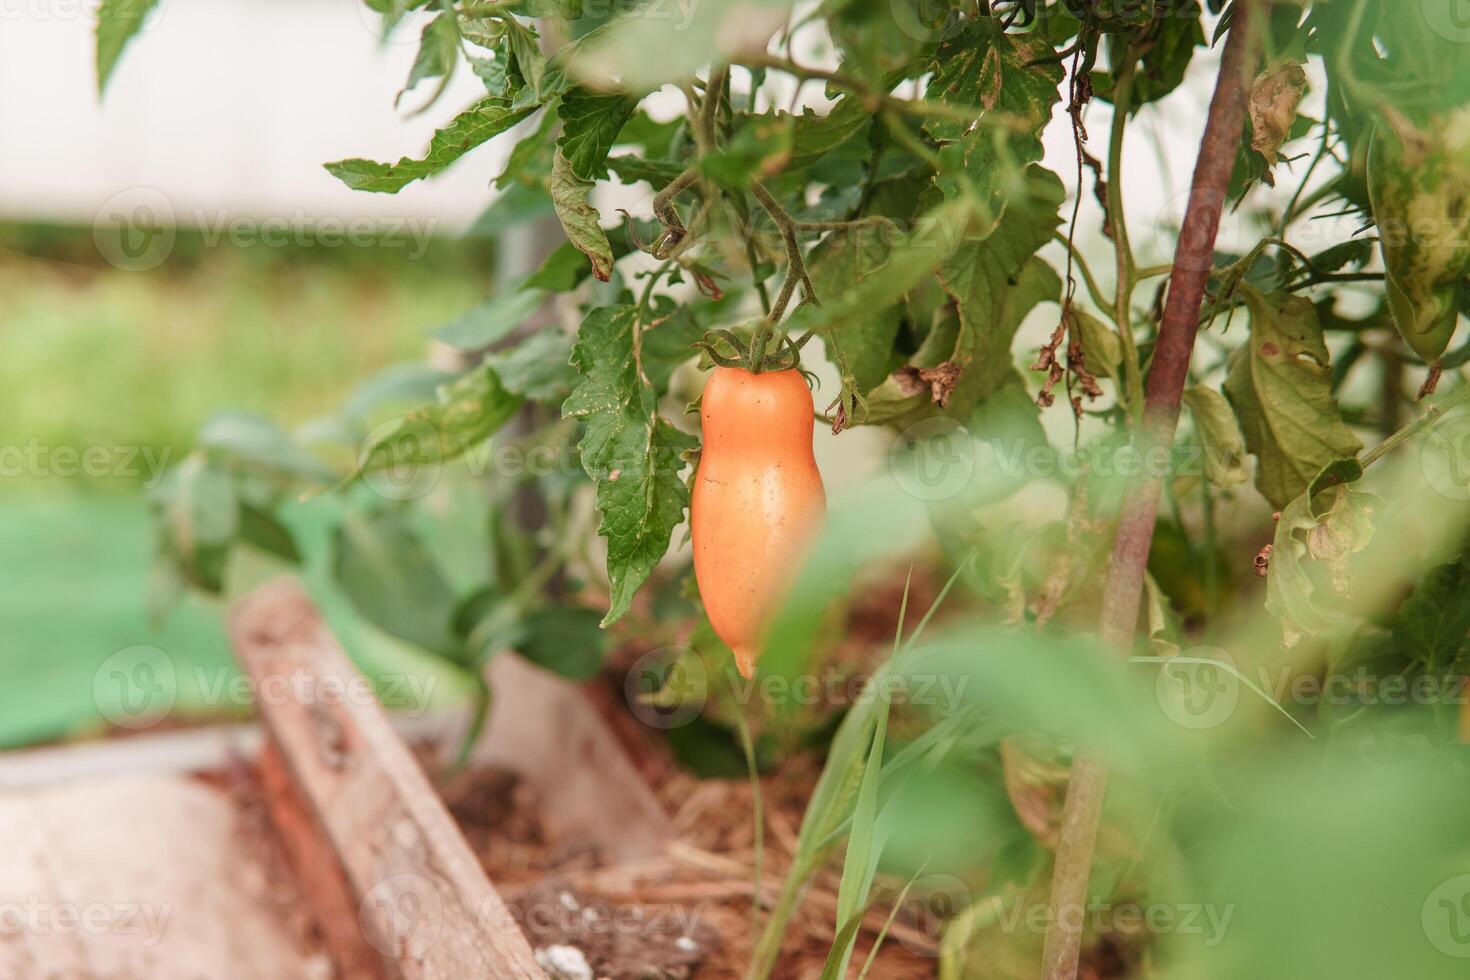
[691,366,826,678]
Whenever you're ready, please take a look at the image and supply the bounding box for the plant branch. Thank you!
[1051,232,1114,319]
[739,53,1027,128]
[1360,382,1470,469]
[1038,6,1263,979]
[750,180,816,323]
[1107,48,1146,416]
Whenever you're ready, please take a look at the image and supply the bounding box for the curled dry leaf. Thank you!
[1001,738,1070,849]
[1249,61,1307,183]
[893,361,963,409]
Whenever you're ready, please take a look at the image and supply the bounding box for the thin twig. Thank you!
[1106,47,1145,416]
[750,180,816,322]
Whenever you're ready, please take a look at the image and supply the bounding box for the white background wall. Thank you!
[0,0,503,229]
[0,2,1327,274]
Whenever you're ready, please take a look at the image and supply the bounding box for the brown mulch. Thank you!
[435,754,938,980]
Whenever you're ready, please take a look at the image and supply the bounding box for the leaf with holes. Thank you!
[1224,285,1362,508]
[924,22,1064,211]
[563,306,697,626]
[325,97,534,193]
[557,87,640,180]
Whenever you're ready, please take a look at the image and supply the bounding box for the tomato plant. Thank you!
[99,0,1470,976]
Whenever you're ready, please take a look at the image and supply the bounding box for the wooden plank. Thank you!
[229,578,548,980]
[258,742,387,980]
[0,775,314,979]
[476,653,673,862]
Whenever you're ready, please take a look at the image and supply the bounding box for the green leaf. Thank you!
[523,241,597,291]
[351,365,524,481]
[563,306,697,626]
[333,508,461,658]
[150,452,237,596]
[164,453,238,558]
[469,181,556,236]
[494,107,558,190]
[924,22,1064,210]
[432,289,549,350]
[513,606,607,679]
[485,330,579,403]
[619,111,685,158]
[827,0,926,80]
[341,364,456,424]
[1182,386,1249,487]
[1392,554,1470,671]
[95,0,159,95]
[1095,13,1205,108]
[468,54,509,96]
[1224,285,1363,508]
[606,155,689,189]
[825,675,892,980]
[701,113,796,187]
[504,19,547,100]
[569,0,795,93]
[397,13,460,109]
[325,97,535,194]
[637,302,706,394]
[931,168,1065,418]
[556,87,639,180]
[804,224,901,393]
[782,197,975,342]
[237,504,302,564]
[786,98,872,171]
[196,411,333,481]
[550,148,615,282]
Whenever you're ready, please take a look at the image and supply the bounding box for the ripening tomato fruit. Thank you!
[1367,110,1470,363]
[691,366,826,678]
